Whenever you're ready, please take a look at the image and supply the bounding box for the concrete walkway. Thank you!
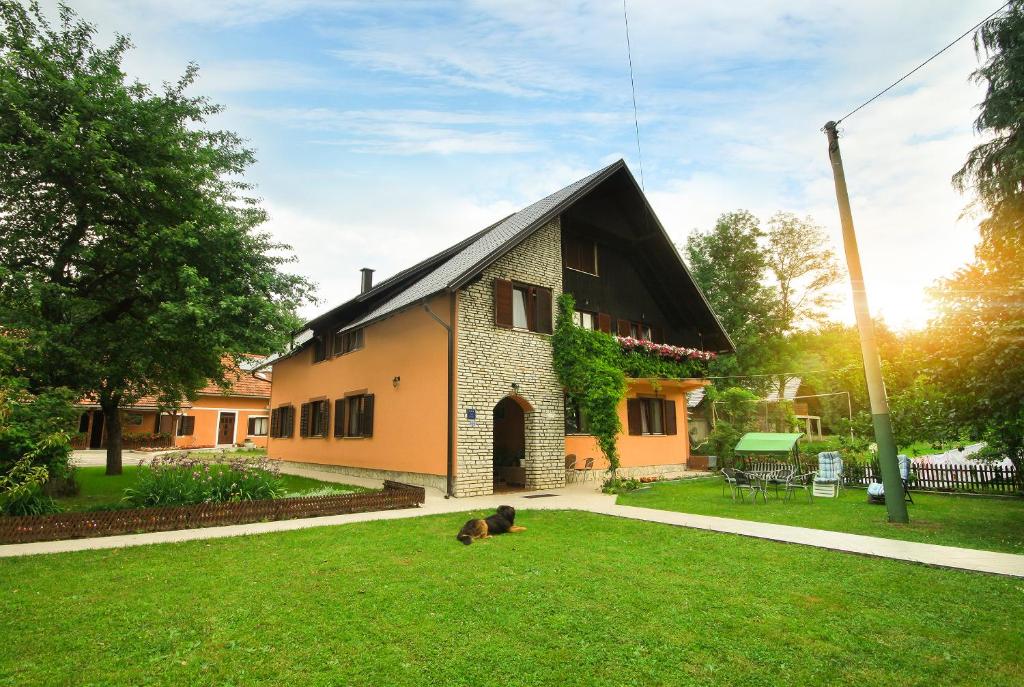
[5,472,1023,577]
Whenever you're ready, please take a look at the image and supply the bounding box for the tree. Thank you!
[934,1,1024,472]
[0,3,314,474]
[685,211,781,387]
[763,212,843,332]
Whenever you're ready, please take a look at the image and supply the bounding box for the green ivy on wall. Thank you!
[552,293,707,474]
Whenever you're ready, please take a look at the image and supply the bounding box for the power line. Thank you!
[836,0,1012,124]
[622,0,644,190]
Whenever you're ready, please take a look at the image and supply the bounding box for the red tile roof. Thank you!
[76,356,270,409]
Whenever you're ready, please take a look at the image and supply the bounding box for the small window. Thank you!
[78,413,90,434]
[176,415,195,436]
[640,398,664,435]
[572,310,596,330]
[494,279,553,333]
[306,400,329,438]
[564,394,590,434]
[334,328,364,356]
[270,405,295,438]
[512,286,530,329]
[343,394,374,438]
[312,335,327,363]
[247,416,268,436]
[563,235,597,275]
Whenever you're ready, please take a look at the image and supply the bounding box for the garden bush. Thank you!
[601,477,642,494]
[123,454,284,507]
[0,457,58,516]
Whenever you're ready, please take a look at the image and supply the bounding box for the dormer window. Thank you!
[334,328,364,356]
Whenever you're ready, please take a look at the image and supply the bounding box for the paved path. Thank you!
[5,473,1023,577]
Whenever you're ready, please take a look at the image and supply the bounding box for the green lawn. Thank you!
[617,476,1024,554]
[57,465,368,512]
[0,511,1021,686]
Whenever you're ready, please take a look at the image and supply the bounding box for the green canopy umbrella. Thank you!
[734,432,805,455]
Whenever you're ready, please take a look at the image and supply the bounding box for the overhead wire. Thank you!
[622,0,644,190]
[835,0,1012,124]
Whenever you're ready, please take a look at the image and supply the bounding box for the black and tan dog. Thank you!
[456,505,526,545]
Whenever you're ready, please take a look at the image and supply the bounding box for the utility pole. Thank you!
[823,121,909,523]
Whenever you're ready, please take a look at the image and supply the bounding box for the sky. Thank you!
[45,0,998,330]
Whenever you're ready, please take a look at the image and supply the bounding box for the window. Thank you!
[563,235,597,275]
[176,415,195,436]
[494,278,553,334]
[312,334,328,363]
[247,416,269,436]
[333,328,364,356]
[300,400,330,438]
[572,310,596,330]
[564,394,590,434]
[335,394,374,438]
[270,405,295,438]
[626,398,678,436]
[617,319,661,342]
[78,413,90,434]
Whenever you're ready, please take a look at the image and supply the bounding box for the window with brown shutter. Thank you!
[342,393,374,437]
[308,400,329,437]
[299,403,311,437]
[497,279,553,334]
[626,399,642,435]
[278,405,295,438]
[176,415,195,436]
[536,287,552,334]
[617,319,631,337]
[597,312,612,334]
[334,399,346,437]
[312,335,327,363]
[494,278,513,328]
[664,400,677,435]
[563,235,597,274]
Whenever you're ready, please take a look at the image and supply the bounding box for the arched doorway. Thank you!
[493,396,528,491]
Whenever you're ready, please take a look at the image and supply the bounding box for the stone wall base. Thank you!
[610,464,692,481]
[271,460,447,493]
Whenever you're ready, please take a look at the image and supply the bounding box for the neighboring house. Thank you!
[763,377,824,439]
[74,358,272,450]
[260,160,733,496]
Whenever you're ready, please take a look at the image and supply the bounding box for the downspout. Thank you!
[423,292,456,498]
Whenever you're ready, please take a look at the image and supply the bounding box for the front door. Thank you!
[217,413,235,446]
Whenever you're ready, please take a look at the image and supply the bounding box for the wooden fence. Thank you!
[737,459,1021,495]
[0,480,425,545]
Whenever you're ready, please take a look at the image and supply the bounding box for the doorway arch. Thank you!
[493,396,529,490]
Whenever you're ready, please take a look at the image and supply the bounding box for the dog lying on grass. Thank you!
[456,505,526,545]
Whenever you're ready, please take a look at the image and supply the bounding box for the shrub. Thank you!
[123,455,284,507]
[601,477,642,494]
[0,457,58,516]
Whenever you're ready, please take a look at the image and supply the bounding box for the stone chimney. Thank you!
[360,267,374,294]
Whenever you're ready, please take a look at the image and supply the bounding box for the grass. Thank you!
[617,476,1024,554]
[0,511,1021,686]
[57,465,369,512]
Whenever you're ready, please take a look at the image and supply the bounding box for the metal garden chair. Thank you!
[784,470,816,503]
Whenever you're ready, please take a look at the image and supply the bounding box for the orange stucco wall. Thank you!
[564,381,692,470]
[176,395,270,448]
[267,293,450,475]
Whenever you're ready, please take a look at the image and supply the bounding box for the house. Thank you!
[74,358,272,450]
[260,160,733,496]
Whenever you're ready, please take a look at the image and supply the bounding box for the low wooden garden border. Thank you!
[0,480,425,545]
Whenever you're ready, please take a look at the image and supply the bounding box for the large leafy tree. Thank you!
[685,211,782,387]
[0,3,314,474]
[763,212,843,332]
[934,1,1024,470]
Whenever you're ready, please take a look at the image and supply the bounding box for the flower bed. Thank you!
[0,480,425,544]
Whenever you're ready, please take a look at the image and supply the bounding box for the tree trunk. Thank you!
[101,399,123,476]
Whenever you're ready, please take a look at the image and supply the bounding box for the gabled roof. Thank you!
[262,159,733,368]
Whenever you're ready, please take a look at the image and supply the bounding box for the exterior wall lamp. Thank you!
[393,376,401,389]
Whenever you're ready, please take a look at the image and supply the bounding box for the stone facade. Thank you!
[273,460,447,492]
[454,218,565,496]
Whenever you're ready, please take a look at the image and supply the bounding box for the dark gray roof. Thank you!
[259,158,734,369]
[339,161,621,333]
